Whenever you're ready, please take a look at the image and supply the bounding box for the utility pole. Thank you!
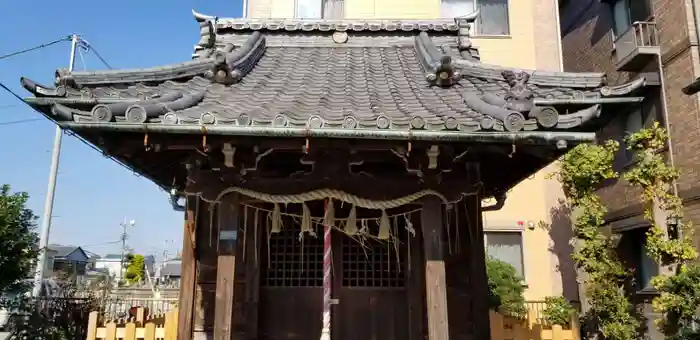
[32,34,79,297]
[119,218,135,285]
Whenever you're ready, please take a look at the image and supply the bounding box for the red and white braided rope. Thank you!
[321,200,332,340]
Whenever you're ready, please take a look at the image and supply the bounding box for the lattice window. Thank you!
[262,215,324,287]
[341,221,407,287]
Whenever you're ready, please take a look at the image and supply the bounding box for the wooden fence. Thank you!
[86,307,178,340]
[85,307,577,339]
[490,310,580,340]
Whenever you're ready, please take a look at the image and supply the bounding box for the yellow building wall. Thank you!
[345,0,441,19]
[248,0,571,302]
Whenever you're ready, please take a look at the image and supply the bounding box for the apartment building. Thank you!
[559,0,700,337]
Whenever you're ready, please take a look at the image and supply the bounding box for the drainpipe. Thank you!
[242,0,248,18]
[682,0,700,94]
[691,0,700,49]
[554,0,565,71]
[482,192,507,211]
[657,54,679,197]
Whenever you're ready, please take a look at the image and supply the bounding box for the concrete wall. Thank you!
[95,259,123,281]
[247,0,574,301]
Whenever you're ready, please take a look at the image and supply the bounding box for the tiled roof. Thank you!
[20,14,647,137]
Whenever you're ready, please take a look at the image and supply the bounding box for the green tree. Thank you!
[623,122,700,340]
[0,184,39,293]
[125,254,145,284]
[554,122,700,339]
[486,256,526,317]
[554,141,640,340]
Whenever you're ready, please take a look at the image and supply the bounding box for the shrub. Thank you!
[542,296,576,326]
[486,256,527,318]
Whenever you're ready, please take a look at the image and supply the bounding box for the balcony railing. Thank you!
[614,21,660,71]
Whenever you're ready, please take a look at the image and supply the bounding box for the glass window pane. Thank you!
[639,240,658,288]
[629,0,651,22]
[440,0,476,18]
[485,232,524,277]
[297,0,323,18]
[478,0,510,35]
[625,109,643,134]
[323,0,344,19]
[612,0,632,36]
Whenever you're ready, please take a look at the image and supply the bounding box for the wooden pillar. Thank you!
[178,197,199,340]
[421,196,450,339]
[242,207,261,339]
[214,193,240,340]
[407,212,427,340]
[470,194,491,339]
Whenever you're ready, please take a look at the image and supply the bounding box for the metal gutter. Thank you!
[57,122,597,145]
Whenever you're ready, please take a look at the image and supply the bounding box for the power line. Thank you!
[0,36,72,61]
[81,240,122,248]
[91,47,113,69]
[80,40,113,70]
[0,81,28,103]
[0,118,42,126]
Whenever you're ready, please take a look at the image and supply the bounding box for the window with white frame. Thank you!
[295,0,344,19]
[484,231,524,277]
[440,0,510,36]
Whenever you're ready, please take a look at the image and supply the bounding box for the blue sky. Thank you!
[0,0,242,259]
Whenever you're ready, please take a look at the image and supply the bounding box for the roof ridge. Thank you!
[192,9,467,32]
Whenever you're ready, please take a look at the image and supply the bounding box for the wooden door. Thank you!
[258,216,324,340]
[258,208,414,340]
[333,227,410,340]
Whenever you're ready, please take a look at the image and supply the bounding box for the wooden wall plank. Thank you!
[177,197,200,340]
[421,196,450,340]
[214,193,240,340]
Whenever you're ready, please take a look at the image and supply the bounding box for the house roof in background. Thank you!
[101,254,123,260]
[84,250,101,260]
[160,262,181,277]
[47,244,88,259]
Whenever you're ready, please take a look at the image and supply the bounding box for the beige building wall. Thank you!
[248,0,573,301]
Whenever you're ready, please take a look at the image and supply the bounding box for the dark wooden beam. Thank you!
[421,196,450,339]
[214,193,240,340]
[178,197,199,340]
